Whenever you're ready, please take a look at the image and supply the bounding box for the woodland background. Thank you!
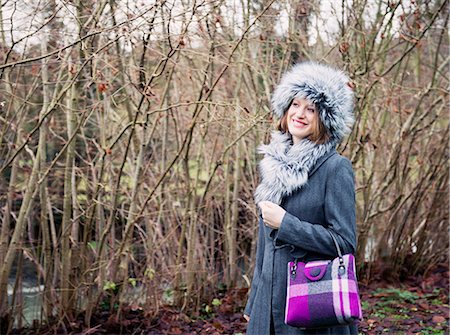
[0,0,448,333]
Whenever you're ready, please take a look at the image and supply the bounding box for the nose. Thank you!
[294,105,306,118]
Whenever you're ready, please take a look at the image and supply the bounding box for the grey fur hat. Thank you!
[271,61,355,143]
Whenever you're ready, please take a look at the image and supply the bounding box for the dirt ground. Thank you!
[11,262,449,335]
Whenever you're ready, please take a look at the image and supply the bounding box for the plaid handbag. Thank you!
[284,229,362,328]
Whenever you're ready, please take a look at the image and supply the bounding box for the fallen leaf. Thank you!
[432,315,446,323]
[417,302,429,310]
[169,326,183,334]
[367,319,377,326]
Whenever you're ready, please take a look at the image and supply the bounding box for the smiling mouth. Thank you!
[292,119,307,126]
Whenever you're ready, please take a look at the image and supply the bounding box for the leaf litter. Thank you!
[10,263,448,334]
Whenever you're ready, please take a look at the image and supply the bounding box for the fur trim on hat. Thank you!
[271,61,355,143]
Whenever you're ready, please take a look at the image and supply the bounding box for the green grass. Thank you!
[419,327,445,335]
[374,287,420,303]
[391,314,410,320]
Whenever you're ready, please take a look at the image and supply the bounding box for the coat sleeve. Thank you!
[244,215,265,316]
[274,156,357,257]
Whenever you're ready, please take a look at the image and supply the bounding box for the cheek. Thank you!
[286,113,294,126]
[286,108,295,118]
[308,113,318,124]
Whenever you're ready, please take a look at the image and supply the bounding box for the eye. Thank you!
[292,102,298,107]
[307,107,315,113]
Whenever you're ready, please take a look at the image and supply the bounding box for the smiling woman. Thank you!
[277,97,330,145]
[287,98,316,143]
[244,61,360,334]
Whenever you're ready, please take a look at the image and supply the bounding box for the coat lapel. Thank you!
[308,149,337,177]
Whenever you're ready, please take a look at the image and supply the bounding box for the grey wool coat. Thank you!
[244,149,359,335]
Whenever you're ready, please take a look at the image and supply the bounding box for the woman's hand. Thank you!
[258,201,286,229]
[243,314,250,322]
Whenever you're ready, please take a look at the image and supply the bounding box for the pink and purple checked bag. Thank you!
[284,231,363,329]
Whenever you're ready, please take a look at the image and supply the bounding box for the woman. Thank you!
[244,61,358,335]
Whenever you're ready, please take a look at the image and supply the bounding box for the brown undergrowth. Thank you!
[10,263,449,335]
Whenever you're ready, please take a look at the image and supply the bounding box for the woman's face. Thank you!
[287,97,317,144]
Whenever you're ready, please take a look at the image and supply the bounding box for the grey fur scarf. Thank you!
[254,131,336,205]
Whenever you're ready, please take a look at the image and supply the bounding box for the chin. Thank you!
[289,129,309,140]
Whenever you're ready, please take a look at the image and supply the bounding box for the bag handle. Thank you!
[327,228,346,275]
[327,228,343,258]
[290,227,347,279]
